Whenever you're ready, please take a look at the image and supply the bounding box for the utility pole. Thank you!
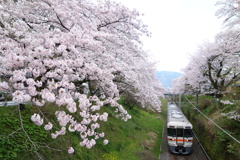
[196,91,199,109]
[179,94,182,108]
[196,87,200,132]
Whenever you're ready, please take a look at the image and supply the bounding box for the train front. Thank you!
[167,121,193,154]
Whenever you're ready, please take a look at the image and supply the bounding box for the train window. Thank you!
[184,129,192,137]
[167,128,176,137]
[177,128,183,137]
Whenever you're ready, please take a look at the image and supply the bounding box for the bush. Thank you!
[0,107,49,159]
[199,98,213,110]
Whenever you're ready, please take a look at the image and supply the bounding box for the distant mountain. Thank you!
[156,71,182,91]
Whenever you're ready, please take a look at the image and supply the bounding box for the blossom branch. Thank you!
[17,105,44,160]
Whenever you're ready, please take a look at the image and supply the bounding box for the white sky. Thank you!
[114,0,224,72]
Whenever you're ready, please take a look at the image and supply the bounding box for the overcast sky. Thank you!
[115,0,224,72]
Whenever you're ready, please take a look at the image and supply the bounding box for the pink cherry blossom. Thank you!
[68,124,76,132]
[68,147,74,154]
[51,133,58,139]
[0,82,9,91]
[44,122,53,131]
[103,139,109,145]
[31,113,43,126]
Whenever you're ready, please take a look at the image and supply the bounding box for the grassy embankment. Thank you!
[180,95,240,160]
[0,99,167,160]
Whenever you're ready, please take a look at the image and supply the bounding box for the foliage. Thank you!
[100,152,121,160]
[198,97,214,110]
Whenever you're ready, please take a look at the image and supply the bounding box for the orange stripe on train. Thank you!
[167,138,193,142]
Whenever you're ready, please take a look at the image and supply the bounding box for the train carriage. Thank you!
[167,102,193,154]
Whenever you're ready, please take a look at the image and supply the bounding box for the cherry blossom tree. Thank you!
[0,0,163,157]
[215,0,240,28]
[171,76,188,94]
[172,29,240,95]
[172,0,240,124]
[171,43,214,95]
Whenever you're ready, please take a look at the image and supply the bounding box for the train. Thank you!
[167,102,193,154]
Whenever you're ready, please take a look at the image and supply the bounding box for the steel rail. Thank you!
[191,129,211,160]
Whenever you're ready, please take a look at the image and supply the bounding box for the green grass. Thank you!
[0,99,166,160]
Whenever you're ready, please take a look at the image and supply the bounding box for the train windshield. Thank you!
[167,128,176,137]
[168,128,193,137]
[184,129,193,137]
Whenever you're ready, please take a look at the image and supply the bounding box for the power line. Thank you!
[184,95,240,144]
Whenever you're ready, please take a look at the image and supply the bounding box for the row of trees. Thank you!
[172,0,240,95]
[0,0,163,157]
[171,0,240,121]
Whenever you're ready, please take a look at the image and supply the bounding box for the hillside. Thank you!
[156,71,182,91]
[0,100,167,160]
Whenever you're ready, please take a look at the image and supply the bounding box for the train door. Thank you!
[176,128,184,146]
